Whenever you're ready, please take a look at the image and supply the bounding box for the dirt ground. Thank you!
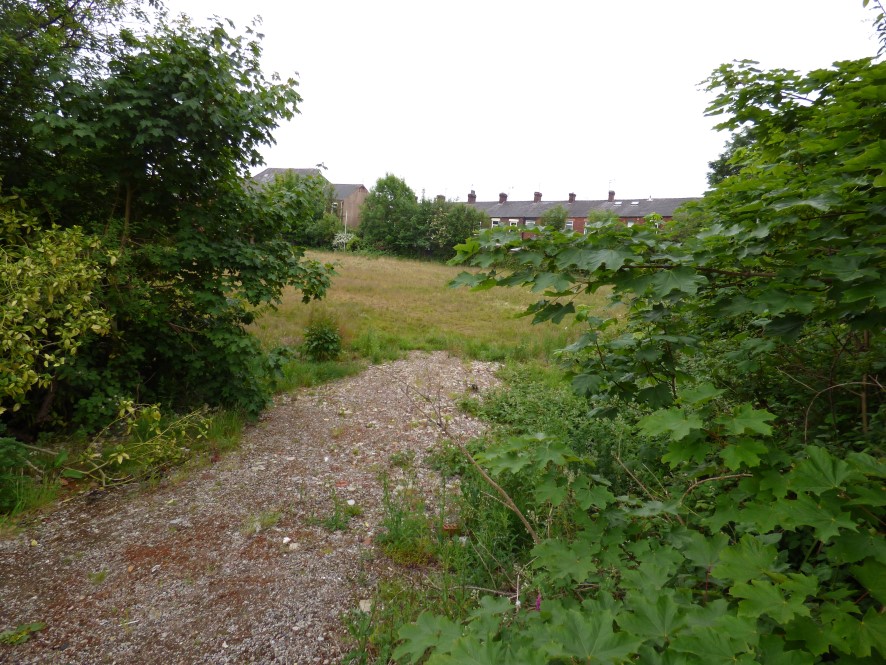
[0,352,499,664]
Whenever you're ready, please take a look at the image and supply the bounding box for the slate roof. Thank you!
[252,169,367,202]
[333,183,367,200]
[252,167,322,184]
[470,197,698,219]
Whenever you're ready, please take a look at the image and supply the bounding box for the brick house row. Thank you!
[466,190,698,233]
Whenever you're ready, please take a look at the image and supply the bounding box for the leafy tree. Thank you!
[706,127,756,187]
[253,170,340,247]
[358,176,486,259]
[421,43,885,665]
[539,204,568,230]
[358,174,419,252]
[1,4,332,434]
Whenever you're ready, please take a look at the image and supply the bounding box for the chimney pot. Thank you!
[608,190,615,202]
[533,191,542,203]
[568,192,576,203]
[499,192,507,203]
[467,190,477,204]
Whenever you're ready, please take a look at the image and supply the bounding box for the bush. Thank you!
[301,315,342,362]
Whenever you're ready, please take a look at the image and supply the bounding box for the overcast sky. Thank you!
[161,0,878,202]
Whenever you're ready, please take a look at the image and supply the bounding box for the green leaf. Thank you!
[639,408,704,441]
[732,579,811,623]
[427,635,506,665]
[680,530,730,570]
[719,437,769,470]
[575,484,616,510]
[850,559,886,604]
[679,382,725,406]
[618,592,687,645]
[715,403,775,436]
[548,609,643,662]
[532,538,599,584]
[782,493,857,542]
[790,446,858,493]
[711,535,779,583]
[531,272,573,294]
[828,532,886,565]
[648,267,708,298]
[61,469,85,479]
[394,612,462,663]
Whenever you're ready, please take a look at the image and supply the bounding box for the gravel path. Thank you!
[0,352,499,664]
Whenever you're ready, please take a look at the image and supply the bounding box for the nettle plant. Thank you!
[394,56,885,663]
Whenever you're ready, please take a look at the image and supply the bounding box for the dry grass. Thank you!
[251,251,618,363]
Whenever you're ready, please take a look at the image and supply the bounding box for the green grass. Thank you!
[251,252,617,364]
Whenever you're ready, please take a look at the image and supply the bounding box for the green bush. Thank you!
[301,315,342,362]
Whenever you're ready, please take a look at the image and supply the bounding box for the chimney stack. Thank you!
[467,190,476,204]
[499,192,507,203]
[533,191,542,203]
[568,192,576,203]
[436,194,445,203]
[608,190,615,202]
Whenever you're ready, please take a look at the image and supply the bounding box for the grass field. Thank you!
[250,251,617,364]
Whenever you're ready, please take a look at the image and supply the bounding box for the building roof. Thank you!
[333,183,367,200]
[470,197,698,219]
[252,167,322,184]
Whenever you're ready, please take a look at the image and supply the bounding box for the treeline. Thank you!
[357,174,489,260]
[1,0,331,444]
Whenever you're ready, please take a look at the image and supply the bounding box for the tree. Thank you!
[431,49,885,664]
[1,4,332,433]
[706,127,756,187]
[253,170,341,247]
[358,174,419,253]
[539,204,568,230]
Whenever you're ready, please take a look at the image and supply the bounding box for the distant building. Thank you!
[331,183,369,229]
[466,190,699,233]
[252,168,368,227]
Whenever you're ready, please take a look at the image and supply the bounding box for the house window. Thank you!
[565,220,574,231]
[525,220,536,228]
[491,218,500,227]
[509,220,518,227]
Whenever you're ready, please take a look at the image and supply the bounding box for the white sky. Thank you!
[161,0,878,202]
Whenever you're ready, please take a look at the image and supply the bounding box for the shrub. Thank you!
[301,314,342,362]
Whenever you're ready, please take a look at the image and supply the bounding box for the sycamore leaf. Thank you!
[828,532,886,565]
[720,437,769,470]
[575,484,616,510]
[572,372,604,396]
[756,635,815,665]
[394,612,462,663]
[782,493,857,542]
[649,267,708,298]
[533,475,569,506]
[427,636,506,665]
[732,579,811,623]
[532,539,599,584]
[850,559,886,604]
[548,609,643,663]
[679,382,725,406]
[530,272,573,294]
[711,535,778,583]
[680,530,730,570]
[790,446,859,493]
[715,403,775,436]
[639,408,704,441]
[669,623,757,664]
[618,592,688,645]
[572,247,635,272]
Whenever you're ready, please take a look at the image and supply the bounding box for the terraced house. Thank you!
[467,189,698,233]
